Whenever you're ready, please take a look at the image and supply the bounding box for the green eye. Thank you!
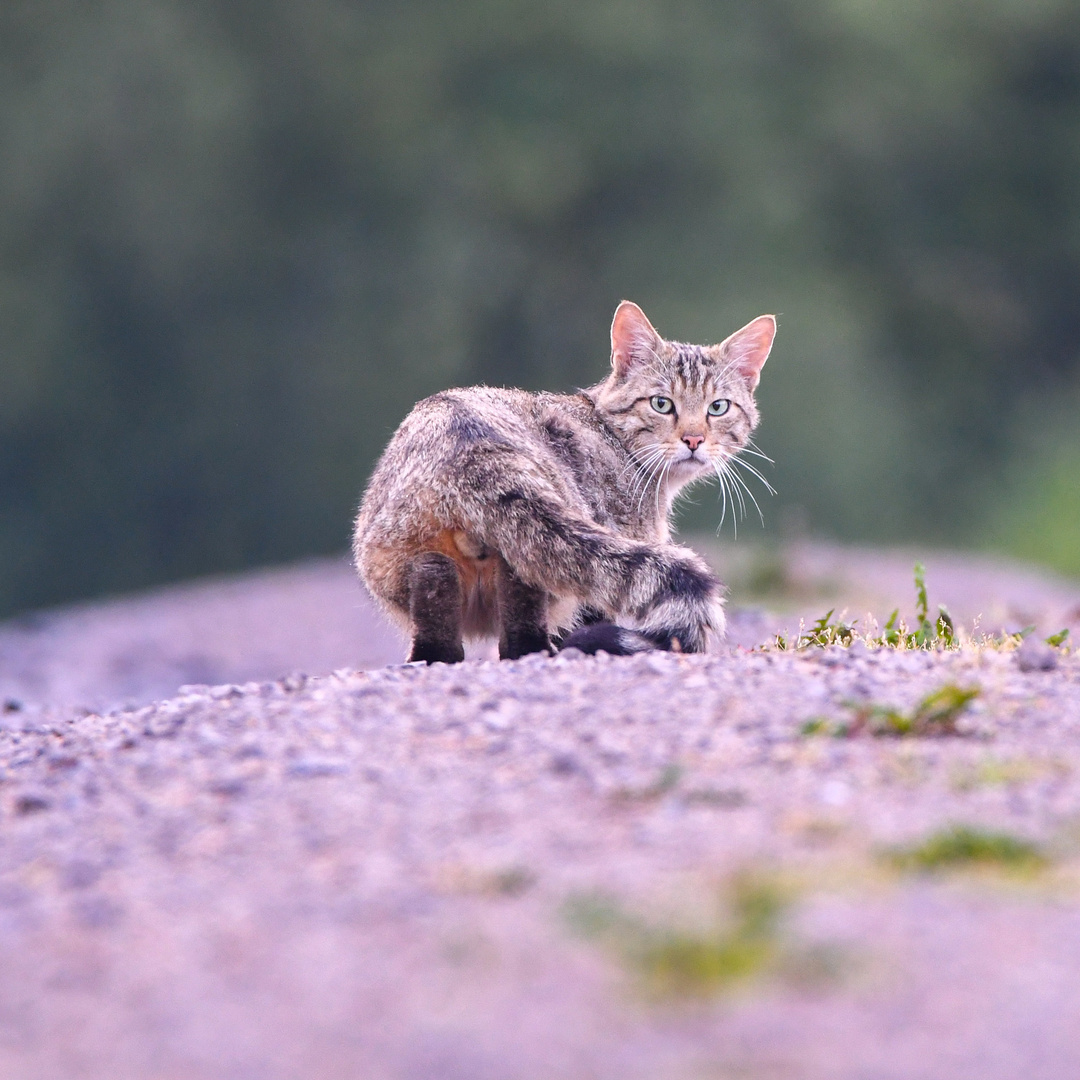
[650,396,674,414]
[708,398,731,417]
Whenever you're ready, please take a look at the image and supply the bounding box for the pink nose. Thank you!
[683,434,704,451]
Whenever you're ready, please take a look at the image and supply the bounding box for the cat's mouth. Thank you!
[673,447,711,469]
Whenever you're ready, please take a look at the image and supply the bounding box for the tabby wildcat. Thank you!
[353,301,775,663]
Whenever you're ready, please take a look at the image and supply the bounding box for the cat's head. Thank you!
[590,301,775,502]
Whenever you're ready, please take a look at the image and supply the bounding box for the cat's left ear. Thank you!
[716,315,776,391]
[610,301,662,379]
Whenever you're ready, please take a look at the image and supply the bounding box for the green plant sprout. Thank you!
[801,683,979,738]
[796,608,855,648]
[883,825,1048,874]
[611,763,683,803]
[564,873,790,998]
[776,562,958,651]
[950,755,1066,792]
[1046,628,1070,648]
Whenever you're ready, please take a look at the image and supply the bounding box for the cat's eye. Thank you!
[707,398,731,417]
[650,396,674,414]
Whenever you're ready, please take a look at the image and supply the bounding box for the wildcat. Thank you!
[353,301,775,663]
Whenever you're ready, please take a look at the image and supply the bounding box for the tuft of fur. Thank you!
[353,301,775,661]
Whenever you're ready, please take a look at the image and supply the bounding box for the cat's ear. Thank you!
[610,301,662,378]
[717,314,776,391]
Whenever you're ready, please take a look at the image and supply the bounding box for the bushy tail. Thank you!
[455,476,724,652]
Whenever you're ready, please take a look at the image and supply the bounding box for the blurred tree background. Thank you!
[2,0,1079,617]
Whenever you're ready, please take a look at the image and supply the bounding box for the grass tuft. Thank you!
[437,863,536,897]
[884,825,1048,874]
[776,562,959,651]
[950,755,1067,791]
[801,683,979,739]
[564,873,791,998]
[611,763,683,803]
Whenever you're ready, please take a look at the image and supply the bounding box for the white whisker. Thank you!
[627,447,668,508]
[730,455,777,495]
[724,460,747,520]
[654,458,671,521]
[744,437,774,464]
[715,461,743,538]
[634,450,669,515]
[728,465,766,527]
[737,445,775,466]
[620,445,664,487]
[642,455,670,516]
[712,463,729,532]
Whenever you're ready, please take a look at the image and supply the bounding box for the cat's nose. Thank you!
[682,434,704,451]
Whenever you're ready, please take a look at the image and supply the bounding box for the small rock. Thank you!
[73,895,123,929]
[14,793,51,815]
[893,653,924,674]
[549,752,580,775]
[197,724,226,747]
[210,684,243,700]
[285,758,349,779]
[208,776,247,797]
[144,712,184,738]
[0,883,30,908]
[820,780,851,806]
[517,651,550,666]
[1016,638,1058,673]
[61,860,102,890]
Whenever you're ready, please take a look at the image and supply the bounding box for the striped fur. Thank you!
[354,302,775,662]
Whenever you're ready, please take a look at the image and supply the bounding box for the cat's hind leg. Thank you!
[407,552,466,664]
[496,560,552,660]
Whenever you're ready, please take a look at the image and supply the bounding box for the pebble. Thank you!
[1016,637,1059,673]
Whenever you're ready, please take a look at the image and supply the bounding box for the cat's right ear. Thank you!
[610,301,661,379]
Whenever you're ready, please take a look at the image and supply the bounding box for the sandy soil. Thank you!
[2,543,1080,1079]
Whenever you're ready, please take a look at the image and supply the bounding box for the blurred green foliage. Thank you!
[2,0,1080,615]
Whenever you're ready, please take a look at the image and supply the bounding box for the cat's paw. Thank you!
[559,622,660,656]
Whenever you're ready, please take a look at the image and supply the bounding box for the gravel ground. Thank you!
[2,541,1077,713]
[3,638,1080,1079]
[0,556,403,712]
[2,545,1080,1079]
